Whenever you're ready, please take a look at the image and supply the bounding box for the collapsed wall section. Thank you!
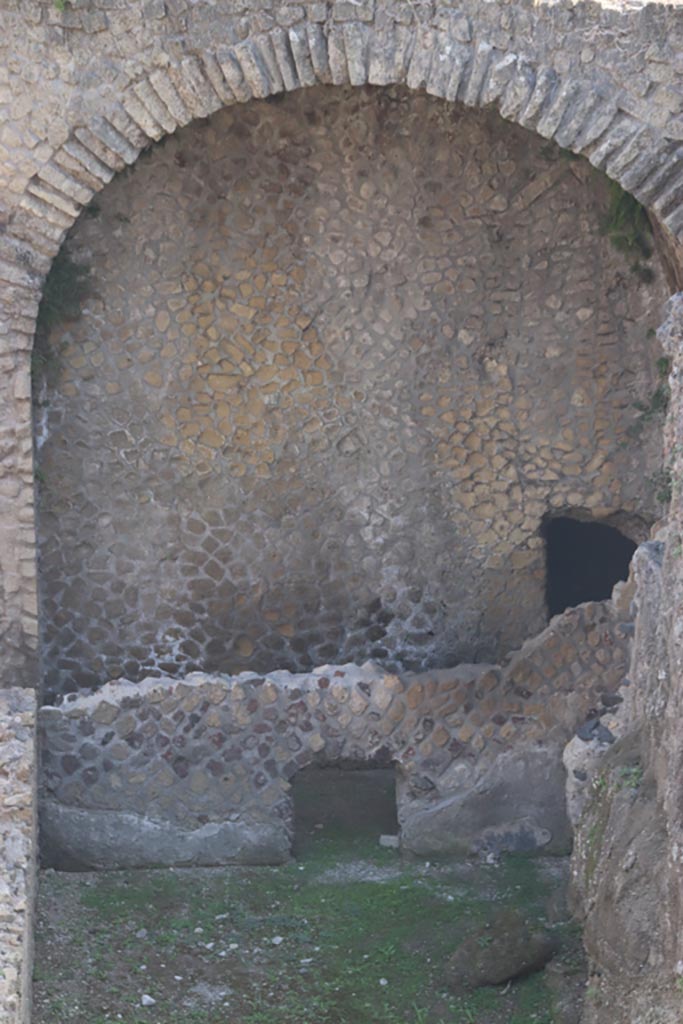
[39,598,631,870]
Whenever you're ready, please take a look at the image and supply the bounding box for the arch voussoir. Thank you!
[327,24,352,86]
[288,24,318,88]
[3,16,683,315]
[651,166,683,221]
[497,56,536,122]
[479,51,519,108]
[147,68,193,127]
[585,114,639,173]
[516,66,558,132]
[305,22,333,84]
[162,60,210,123]
[367,19,414,86]
[272,27,305,91]
[88,116,141,166]
[343,22,372,86]
[123,88,167,140]
[34,162,94,207]
[216,46,253,103]
[536,79,582,140]
[61,138,117,186]
[403,27,433,91]
[3,15,683,285]
[25,180,81,222]
[172,55,225,118]
[233,37,282,99]
[550,83,597,149]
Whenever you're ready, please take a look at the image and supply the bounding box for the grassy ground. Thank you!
[33,772,584,1023]
[33,845,583,1024]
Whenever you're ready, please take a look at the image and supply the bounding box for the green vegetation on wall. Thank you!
[601,180,654,283]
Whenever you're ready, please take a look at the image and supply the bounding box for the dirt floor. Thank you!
[33,770,585,1023]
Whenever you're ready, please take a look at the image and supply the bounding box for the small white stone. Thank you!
[141,994,156,1006]
[379,834,399,849]
[379,978,388,986]
[272,935,284,945]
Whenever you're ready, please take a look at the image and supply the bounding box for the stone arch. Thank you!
[7,18,683,290]
[2,11,683,688]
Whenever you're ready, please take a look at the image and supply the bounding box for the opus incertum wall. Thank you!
[38,597,631,870]
[2,3,683,1024]
[33,86,666,700]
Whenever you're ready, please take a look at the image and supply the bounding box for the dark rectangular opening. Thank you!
[292,763,398,859]
[542,515,637,618]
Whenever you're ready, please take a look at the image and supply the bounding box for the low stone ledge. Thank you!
[41,802,290,871]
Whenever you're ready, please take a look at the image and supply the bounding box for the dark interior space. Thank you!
[292,764,398,858]
[543,516,637,618]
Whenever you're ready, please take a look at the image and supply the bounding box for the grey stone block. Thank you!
[40,801,291,870]
[401,749,572,858]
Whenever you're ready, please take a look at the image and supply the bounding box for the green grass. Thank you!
[34,837,579,1024]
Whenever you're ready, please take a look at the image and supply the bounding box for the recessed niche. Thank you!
[542,516,637,618]
[291,763,398,858]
